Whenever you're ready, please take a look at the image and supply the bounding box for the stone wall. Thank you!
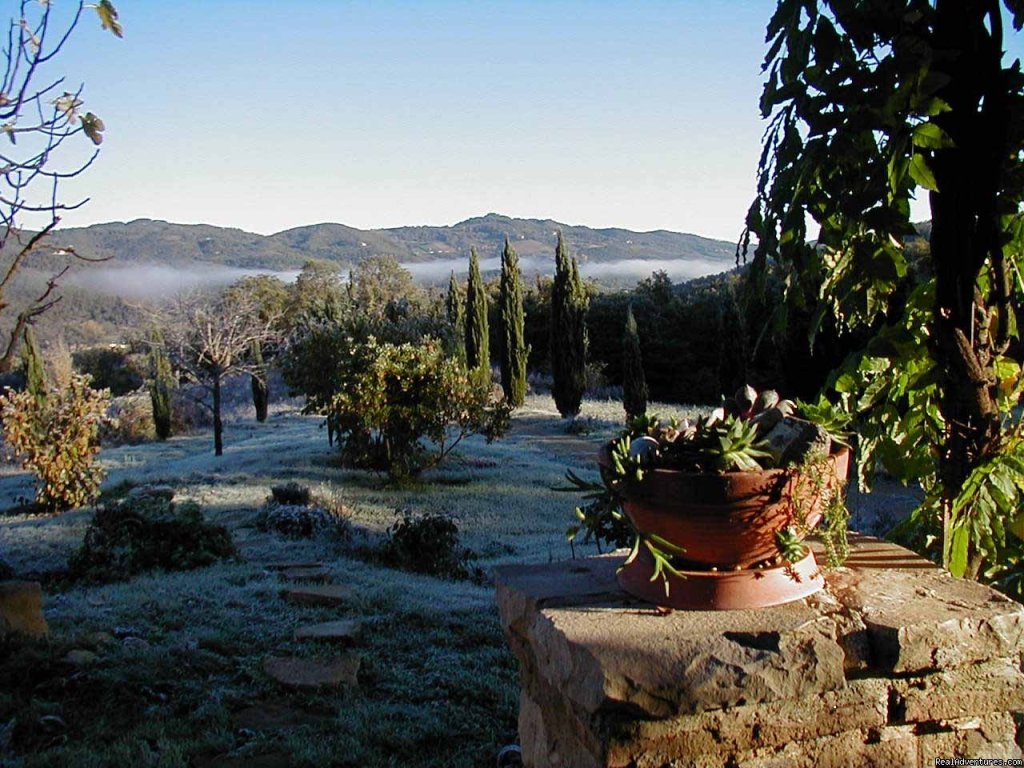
[495,536,1024,768]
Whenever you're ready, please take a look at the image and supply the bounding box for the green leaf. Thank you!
[911,123,954,149]
[908,153,938,192]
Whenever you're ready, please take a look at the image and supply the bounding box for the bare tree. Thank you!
[0,1,121,372]
[160,291,282,456]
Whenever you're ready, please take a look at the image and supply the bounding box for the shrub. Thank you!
[258,504,348,538]
[67,496,236,583]
[0,372,110,512]
[270,481,311,506]
[377,509,479,581]
[329,338,510,479]
[102,392,156,444]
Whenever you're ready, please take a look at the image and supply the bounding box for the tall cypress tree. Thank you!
[21,327,47,409]
[445,270,467,365]
[621,305,648,422]
[464,248,490,384]
[550,232,588,417]
[499,238,528,406]
[250,340,269,423]
[149,335,175,440]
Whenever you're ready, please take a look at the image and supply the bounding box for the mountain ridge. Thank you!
[47,213,739,272]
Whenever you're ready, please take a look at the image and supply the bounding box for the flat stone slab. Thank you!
[262,655,360,689]
[0,580,48,638]
[294,619,361,645]
[263,561,323,571]
[278,567,333,583]
[231,701,328,731]
[280,585,352,607]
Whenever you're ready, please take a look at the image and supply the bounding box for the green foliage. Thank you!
[464,248,490,385]
[0,372,109,512]
[329,338,510,480]
[71,345,143,396]
[270,481,312,506]
[21,327,47,409]
[377,510,479,581]
[148,336,174,441]
[498,238,528,406]
[550,232,588,417]
[746,1,1024,585]
[67,496,236,584]
[621,305,648,421]
[445,270,467,365]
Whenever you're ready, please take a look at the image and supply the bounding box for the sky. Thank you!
[37,1,1024,244]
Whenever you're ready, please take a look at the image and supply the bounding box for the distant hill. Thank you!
[47,213,738,272]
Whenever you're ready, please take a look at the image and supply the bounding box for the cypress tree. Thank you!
[550,232,588,417]
[149,334,174,440]
[251,340,269,423]
[621,305,648,422]
[445,270,467,365]
[498,238,528,406]
[464,247,490,384]
[21,327,47,409]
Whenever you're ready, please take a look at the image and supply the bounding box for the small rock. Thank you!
[280,585,353,607]
[262,654,360,689]
[294,619,361,645]
[278,567,333,583]
[63,649,98,667]
[129,484,176,501]
[83,631,117,649]
[231,701,328,731]
[122,636,151,653]
[763,416,831,466]
[628,436,660,462]
[113,625,143,638]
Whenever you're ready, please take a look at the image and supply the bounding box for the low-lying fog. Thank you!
[67,256,732,299]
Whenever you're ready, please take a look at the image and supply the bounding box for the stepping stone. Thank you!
[263,561,323,571]
[294,619,361,645]
[280,585,352,607]
[193,753,292,768]
[231,701,327,731]
[262,654,360,689]
[0,581,48,639]
[63,649,98,667]
[278,567,333,583]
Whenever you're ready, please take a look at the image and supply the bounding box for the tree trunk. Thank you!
[929,0,1005,574]
[213,374,223,457]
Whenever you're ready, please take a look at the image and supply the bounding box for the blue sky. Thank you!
[47,2,1024,242]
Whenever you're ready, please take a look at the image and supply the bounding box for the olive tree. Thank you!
[744,1,1024,587]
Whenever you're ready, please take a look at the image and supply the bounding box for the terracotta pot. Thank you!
[600,446,851,570]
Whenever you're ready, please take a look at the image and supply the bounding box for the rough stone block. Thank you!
[0,580,48,638]
[893,658,1024,723]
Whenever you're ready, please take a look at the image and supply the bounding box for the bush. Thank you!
[377,510,479,581]
[0,372,110,512]
[258,504,349,539]
[67,496,236,583]
[329,338,511,479]
[270,481,311,506]
[102,392,156,444]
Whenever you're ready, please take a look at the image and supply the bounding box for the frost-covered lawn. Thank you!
[0,393,918,767]
[0,394,641,767]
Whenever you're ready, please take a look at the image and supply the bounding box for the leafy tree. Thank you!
[464,248,490,384]
[745,1,1024,585]
[498,238,529,406]
[445,271,467,364]
[621,305,647,421]
[0,2,121,372]
[349,254,424,322]
[288,260,347,323]
[224,275,289,422]
[550,232,588,417]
